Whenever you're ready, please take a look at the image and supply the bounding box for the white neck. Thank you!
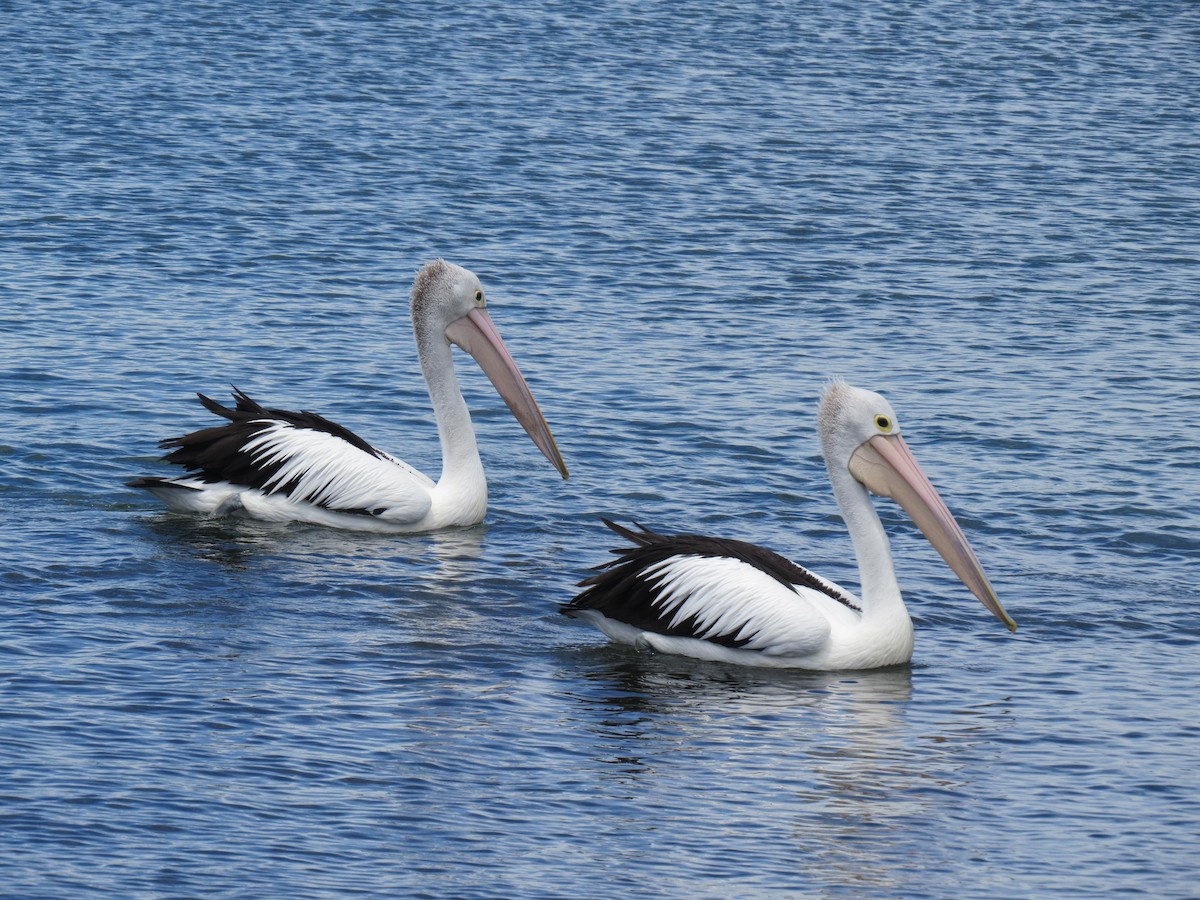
[827,462,909,625]
[417,332,487,525]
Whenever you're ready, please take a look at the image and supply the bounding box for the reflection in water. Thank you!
[135,513,513,671]
[141,513,488,582]
[559,650,1012,894]
[418,526,488,584]
[142,514,273,570]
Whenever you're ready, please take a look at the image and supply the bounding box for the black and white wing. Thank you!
[129,389,435,523]
[563,520,861,658]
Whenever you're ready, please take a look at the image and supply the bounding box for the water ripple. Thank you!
[2,0,1200,897]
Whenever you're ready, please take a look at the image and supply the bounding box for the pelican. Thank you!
[128,259,568,532]
[562,381,1016,669]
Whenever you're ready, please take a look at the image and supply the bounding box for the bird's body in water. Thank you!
[129,260,568,532]
[563,381,1015,669]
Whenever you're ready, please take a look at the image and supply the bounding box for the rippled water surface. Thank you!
[3,1,1199,897]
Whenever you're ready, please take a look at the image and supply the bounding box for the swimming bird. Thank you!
[128,259,568,532]
[562,381,1016,669]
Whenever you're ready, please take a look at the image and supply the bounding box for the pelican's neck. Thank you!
[828,463,908,624]
[417,329,487,522]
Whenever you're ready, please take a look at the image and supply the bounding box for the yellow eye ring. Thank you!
[473,289,485,306]
[874,414,892,432]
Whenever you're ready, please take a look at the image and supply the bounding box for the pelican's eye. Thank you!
[874,414,893,433]
[473,289,485,307]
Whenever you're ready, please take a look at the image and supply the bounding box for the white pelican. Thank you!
[562,381,1016,669]
[129,259,568,532]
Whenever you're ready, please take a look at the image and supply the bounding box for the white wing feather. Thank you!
[242,422,434,522]
[643,555,837,657]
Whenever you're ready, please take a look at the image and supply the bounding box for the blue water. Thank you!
[3,1,1199,896]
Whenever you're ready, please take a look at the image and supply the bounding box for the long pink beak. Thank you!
[849,433,1016,631]
[444,307,569,479]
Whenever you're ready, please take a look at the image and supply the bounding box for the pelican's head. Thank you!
[818,380,1016,632]
[411,260,568,479]
[411,259,496,334]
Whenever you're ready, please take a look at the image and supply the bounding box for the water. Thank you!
[2,0,1199,896]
